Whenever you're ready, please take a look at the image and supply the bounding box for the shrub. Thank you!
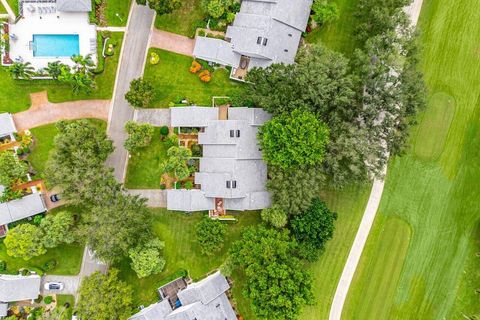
[160,126,169,137]
[174,181,182,189]
[189,60,202,74]
[160,184,166,190]
[198,70,212,83]
[33,214,44,225]
[195,216,227,255]
[150,52,160,65]
[101,30,112,39]
[136,0,147,4]
[16,148,24,156]
[43,259,57,271]
[198,30,206,37]
[0,260,6,271]
[184,181,193,190]
[44,296,53,304]
[226,12,235,23]
[125,78,155,108]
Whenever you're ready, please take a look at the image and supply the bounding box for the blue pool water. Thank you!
[33,34,80,57]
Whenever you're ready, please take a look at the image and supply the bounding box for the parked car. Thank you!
[44,282,64,291]
[50,194,62,202]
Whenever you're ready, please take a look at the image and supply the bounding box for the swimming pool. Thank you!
[32,34,80,57]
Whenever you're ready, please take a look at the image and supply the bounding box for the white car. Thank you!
[44,282,64,291]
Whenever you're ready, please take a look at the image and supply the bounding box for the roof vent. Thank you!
[236,130,240,138]
[226,181,231,189]
[263,38,268,46]
[257,36,262,44]
[230,130,235,137]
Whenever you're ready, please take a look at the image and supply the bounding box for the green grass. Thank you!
[0,240,83,275]
[343,0,480,318]
[6,0,17,16]
[154,0,206,38]
[0,2,7,14]
[305,0,360,56]
[116,209,261,305]
[104,0,132,27]
[144,49,242,107]
[56,294,75,316]
[124,128,168,189]
[0,32,123,114]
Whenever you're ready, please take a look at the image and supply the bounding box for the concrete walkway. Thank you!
[106,2,156,182]
[134,108,170,126]
[13,91,110,131]
[127,189,167,207]
[150,29,195,56]
[96,26,126,32]
[328,1,425,319]
[0,0,16,21]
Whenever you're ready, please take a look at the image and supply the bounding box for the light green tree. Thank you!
[129,238,166,278]
[162,146,192,180]
[195,217,227,256]
[4,224,46,260]
[0,151,28,187]
[124,121,155,152]
[261,205,288,228]
[40,211,76,248]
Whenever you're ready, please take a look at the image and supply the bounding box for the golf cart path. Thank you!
[13,91,109,131]
[0,0,16,21]
[328,1,424,319]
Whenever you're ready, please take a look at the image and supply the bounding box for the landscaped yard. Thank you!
[104,0,132,27]
[125,127,168,189]
[116,209,261,305]
[305,0,360,56]
[56,295,75,317]
[0,32,123,114]
[154,0,206,38]
[144,49,242,108]
[343,0,480,318]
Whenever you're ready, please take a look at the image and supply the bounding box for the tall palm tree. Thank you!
[71,54,95,74]
[8,62,35,80]
[45,61,64,80]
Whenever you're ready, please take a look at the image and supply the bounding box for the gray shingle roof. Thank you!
[129,300,172,320]
[170,107,219,128]
[0,274,41,302]
[0,302,7,317]
[166,190,214,212]
[0,193,47,226]
[193,0,312,68]
[177,271,230,305]
[0,113,16,137]
[56,0,92,12]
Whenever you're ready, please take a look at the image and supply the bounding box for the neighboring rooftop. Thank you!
[0,191,47,227]
[0,113,16,138]
[0,274,41,303]
[193,0,313,73]
[129,272,236,320]
[167,107,271,212]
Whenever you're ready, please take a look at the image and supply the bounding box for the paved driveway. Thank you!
[41,275,80,296]
[127,189,167,207]
[134,108,170,126]
[106,3,156,182]
[150,29,195,56]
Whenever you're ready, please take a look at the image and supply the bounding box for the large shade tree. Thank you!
[229,226,314,320]
[76,269,133,320]
[0,151,28,187]
[40,211,76,248]
[129,238,166,278]
[4,224,46,260]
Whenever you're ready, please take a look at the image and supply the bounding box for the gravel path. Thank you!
[328,1,425,319]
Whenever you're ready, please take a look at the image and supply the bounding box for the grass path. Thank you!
[343,0,480,318]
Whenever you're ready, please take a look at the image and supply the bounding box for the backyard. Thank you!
[144,49,242,107]
[125,127,169,189]
[343,0,480,318]
[116,209,261,305]
[154,0,205,38]
[0,32,124,114]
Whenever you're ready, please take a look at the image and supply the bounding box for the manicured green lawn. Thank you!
[144,49,242,108]
[56,294,75,315]
[6,0,17,16]
[116,209,261,305]
[0,32,123,114]
[29,120,107,175]
[154,0,206,38]
[0,239,83,276]
[104,0,132,27]
[124,127,168,189]
[343,0,480,318]
[0,2,7,14]
[305,0,360,56]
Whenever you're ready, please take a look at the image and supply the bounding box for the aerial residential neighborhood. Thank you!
[0,0,478,319]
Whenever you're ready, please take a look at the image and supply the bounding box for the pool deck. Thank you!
[8,2,96,70]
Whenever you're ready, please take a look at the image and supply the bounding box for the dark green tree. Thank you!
[147,0,181,15]
[129,238,166,278]
[290,199,337,261]
[259,109,329,169]
[40,211,76,248]
[229,226,314,320]
[125,78,155,108]
[76,269,133,320]
[195,216,227,256]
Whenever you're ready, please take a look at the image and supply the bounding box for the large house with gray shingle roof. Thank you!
[0,274,41,318]
[193,0,313,80]
[167,107,271,214]
[129,271,236,320]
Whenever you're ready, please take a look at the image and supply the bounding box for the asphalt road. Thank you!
[106,3,155,182]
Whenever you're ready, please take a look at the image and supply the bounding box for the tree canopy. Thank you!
[76,269,133,320]
[259,109,330,169]
[4,224,46,260]
[195,217,227,256]
[290,199,338,261]
[147,0,181,15]
[129,238,166,278]
[0,151,28,187]
[261,205,288,228]
[162,146,192,180]
[229,226,313,320]
[124,121,155,152]
[125,78,155,108]
[40,211,76,248]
